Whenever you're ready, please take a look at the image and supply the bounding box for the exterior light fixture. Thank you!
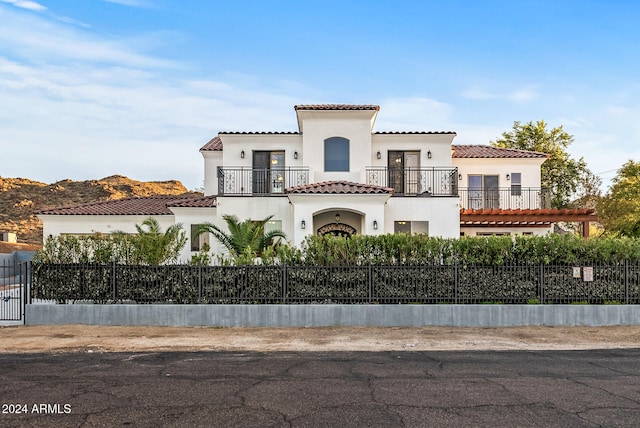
[427,150,432,159]
[294,151,298,159]
[376,151,381,159]
[506,174,510,181]
[335,212,341,223]
[301,220,306,229]
[240,150,245,159]
[458,174,462,181]
[373,220,378,230]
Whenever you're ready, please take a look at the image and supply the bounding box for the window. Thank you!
[394,221,429,235]
[468,175,499,209]
[324,137,349,171]
[510,172,522,196]
[190,224,210,252]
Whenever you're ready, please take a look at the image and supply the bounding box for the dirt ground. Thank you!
[1,325,639,353]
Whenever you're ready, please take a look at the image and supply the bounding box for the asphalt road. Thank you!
[1,349,640,427]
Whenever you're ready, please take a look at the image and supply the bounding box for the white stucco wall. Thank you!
[385,197,460,238]
[202,150,222,196]
[297,110,377,184]
[39,215,176,240]
[287,194,389,247]
[461,225,553,237]
[453,157,544,188]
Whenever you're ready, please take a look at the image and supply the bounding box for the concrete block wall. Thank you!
[25,304,640,327]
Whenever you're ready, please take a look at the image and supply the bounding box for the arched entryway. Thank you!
[313,210,363,238]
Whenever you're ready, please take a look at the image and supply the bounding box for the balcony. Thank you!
[366,167,458,196]
[458,187,551,210]
[217,167,309,195]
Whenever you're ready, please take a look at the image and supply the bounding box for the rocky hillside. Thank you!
[0,175,197,245]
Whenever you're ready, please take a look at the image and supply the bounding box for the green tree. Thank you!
[598,160,640,237]
[129,217,187,265]
[491,120,594,208]
[196,215,286,262]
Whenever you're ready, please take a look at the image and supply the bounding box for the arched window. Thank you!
[324,137,349,172]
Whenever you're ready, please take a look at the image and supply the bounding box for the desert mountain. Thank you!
[0,175,197,245]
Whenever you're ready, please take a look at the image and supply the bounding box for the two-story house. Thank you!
[38,104,596,261]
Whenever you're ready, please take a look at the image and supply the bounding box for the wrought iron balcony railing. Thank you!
[217,167,310,195]
[365,167,458,196]
[458,187,551,210]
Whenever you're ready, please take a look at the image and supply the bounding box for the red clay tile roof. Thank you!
[452,145,548,159]
[168,196,217,208]
[294,104,380,111]
[200,136,223,151]
[37,195,216,216]
[376,131,457,135]
[286,180,394,195]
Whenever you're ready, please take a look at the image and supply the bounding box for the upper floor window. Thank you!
[510,172,522,196]
[324,137,349,171]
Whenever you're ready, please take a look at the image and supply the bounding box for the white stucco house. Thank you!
[38,104,597,261]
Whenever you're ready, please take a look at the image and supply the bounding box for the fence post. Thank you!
[198,265,202,302]
[539,264,545,304]
[454,263,458,304]
[368,263,372,303]
[624,259,629,305]
[112,260,117,301]
[282,264,287,303]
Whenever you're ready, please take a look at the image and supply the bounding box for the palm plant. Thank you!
[130,217,187,265]
[196,215,286,259]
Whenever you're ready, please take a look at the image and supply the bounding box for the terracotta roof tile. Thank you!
[294,104,380,111]
[218,131,300,135]
[200,136,223,151]
[452,145,548,159]
[286,180,394,195]
[37,195,215,216]
[169,196,217,208]
[375,131,457,135]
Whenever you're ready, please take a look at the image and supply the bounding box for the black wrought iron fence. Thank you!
[30,262,640,305]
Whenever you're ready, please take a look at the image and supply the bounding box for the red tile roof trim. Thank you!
[286,180,394,195]
[376,131,457,135]
[200,136,223,151]
[294,104,380,111]
[452,145,548,159]
[37,195,216,216]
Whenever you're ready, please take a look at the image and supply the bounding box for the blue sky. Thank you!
[1,0,639,191]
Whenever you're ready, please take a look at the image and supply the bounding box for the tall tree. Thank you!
[491,120,594,208]
[196,215,286,259]
[597,160,640,237]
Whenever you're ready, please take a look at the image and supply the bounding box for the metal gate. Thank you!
[0,260,27,322]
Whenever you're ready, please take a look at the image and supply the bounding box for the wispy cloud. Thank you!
[1,0,46,12]
[376,97,454,131]
[461,85,539,102]
[102,0,153,8]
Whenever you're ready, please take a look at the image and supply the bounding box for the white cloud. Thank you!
[0,6,176,68]
[102,0,153,8]
[1,0,46,12]
[376,97,454,131]
[461,84,538,103]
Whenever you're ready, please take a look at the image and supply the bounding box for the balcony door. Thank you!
[253,151,285,194]
[468,175,499,209]
[388,151,419,194]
